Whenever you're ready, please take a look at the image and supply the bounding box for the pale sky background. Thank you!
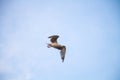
[0,0,120,80]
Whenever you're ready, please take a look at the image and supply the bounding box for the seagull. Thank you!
[47,35,66,62]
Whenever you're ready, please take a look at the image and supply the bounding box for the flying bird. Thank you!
[47,35,66,62]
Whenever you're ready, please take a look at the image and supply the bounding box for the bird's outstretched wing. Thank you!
[60,46,66,62]
[48,35,59,43]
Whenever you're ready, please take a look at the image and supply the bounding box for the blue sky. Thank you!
[0,0,120,80]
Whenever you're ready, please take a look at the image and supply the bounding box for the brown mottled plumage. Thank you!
[47,35,66,62]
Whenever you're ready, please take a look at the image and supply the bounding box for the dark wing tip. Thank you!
[48,35,59,38]
[48,35,59,43]
[62,59,64,62]
[60,46,66,62]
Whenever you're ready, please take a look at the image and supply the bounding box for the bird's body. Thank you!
[47,35,66,62]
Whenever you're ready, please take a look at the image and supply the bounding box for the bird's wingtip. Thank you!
[62,58,64,62]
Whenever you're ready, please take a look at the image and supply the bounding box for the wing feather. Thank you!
[60,46,66,62]
[48,35,59,43]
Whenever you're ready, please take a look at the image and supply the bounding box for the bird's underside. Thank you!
[47,35,66,62]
